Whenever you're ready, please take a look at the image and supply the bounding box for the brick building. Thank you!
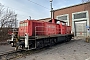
[40,2,90,36]
[53,2,90,36]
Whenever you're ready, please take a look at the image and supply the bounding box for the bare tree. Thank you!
[0,3,5,19]
[0,3,18,28]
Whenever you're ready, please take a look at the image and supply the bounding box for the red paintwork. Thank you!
[18,20,28,36]
[56,24,60,34]
[66,26,71,34]
[18,19,72,37]
[18,20,45,36]
[44,22,56,35]
[59,22,66,34]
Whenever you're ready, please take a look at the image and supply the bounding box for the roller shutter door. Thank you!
[75,21,86,36]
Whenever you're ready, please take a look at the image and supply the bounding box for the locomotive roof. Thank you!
[49,19,66,23]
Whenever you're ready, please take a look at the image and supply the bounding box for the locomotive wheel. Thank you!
[37,40,43,48]
[65,36,69,42]
[66,36,71,42]
[50,38,55,46]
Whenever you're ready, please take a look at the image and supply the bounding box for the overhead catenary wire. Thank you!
[0,4,35,19]
[2,4,49,20]
[28,0,50,10]
[0,0,50,19]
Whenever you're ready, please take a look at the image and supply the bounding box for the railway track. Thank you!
[0,47,49,60]
[0,50,24,60]
[0,40,71,60]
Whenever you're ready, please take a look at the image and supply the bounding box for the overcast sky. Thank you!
[0,0,82,21]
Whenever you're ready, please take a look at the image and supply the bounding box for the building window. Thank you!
[58,16,67,20]
[57,15,68,20]
[56,14,69,25]
[74,13,86,19]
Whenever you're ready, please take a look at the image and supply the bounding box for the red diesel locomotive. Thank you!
[8,19,74,50]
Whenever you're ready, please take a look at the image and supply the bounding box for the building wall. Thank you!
[54,2,90,36]
[54,2,90,26]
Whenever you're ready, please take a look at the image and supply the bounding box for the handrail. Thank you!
[35,26,61,37]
